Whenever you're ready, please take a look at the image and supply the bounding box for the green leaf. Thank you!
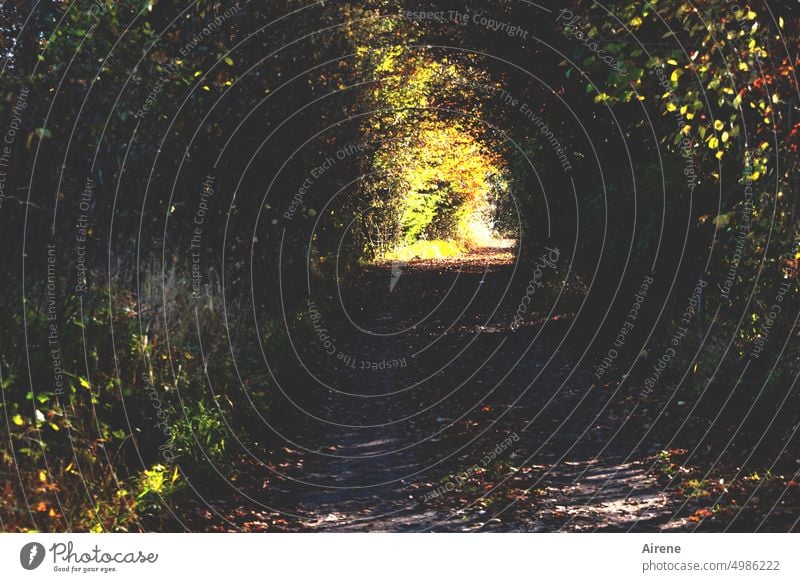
[713,213,733,228]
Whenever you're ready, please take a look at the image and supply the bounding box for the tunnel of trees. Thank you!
[0,0,798,532]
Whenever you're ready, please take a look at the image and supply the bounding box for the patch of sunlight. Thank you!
[464,215,496,247]
[379,240,465,262]
[456,208,504,248]
[455,206,515,250]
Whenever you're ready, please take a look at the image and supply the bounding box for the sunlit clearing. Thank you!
[354,47,516,265]
[378,240,465,262]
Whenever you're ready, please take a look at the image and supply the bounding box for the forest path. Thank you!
[186,246,692,532]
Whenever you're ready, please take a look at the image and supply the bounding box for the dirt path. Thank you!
[183,246,695,531]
